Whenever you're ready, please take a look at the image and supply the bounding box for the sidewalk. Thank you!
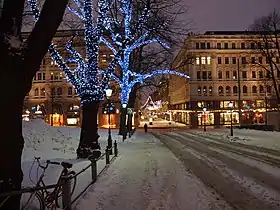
[75,131,231,210]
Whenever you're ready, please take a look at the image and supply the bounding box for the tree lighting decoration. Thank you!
[28,0,123,158]
[28,0,119,103]
[101,0,190,105]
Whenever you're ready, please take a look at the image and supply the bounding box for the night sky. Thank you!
[184,0,280,33]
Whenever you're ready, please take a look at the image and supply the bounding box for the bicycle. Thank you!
[20,157,77,210]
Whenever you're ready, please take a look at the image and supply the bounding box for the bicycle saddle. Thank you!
[61,162,73,169]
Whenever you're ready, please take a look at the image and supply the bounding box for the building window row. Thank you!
[33,72,46,81]
[216,85,273,96]
[196,56,211,65]
[197,86,213,96]
[217,70,273,80]
[33,87,76,97]
[196,42,277,50]
[197,71,212,80]
[216,56,278,65]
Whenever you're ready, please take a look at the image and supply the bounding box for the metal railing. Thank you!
[0,142,119,210]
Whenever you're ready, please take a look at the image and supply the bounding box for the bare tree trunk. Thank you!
[77,100,101,159]
[0,0,67,209]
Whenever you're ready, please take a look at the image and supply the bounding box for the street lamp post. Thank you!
[203,107,207,132]
[121,103,127,141]
[105,88,113,155]
[229,101,233,136]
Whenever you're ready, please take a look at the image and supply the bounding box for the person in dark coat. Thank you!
[144,123,148,133]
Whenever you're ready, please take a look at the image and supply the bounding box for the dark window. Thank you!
[232,43,236,49]
[54,73,59,80]
[68,87,72,96]
[208,71,212,80]
[50,73,54,80]
[241,43,245,49]
[266,57,269,64]
[243,86,248,94]
[42,73,45,80]
[196,43,200,49]
[251,57,256,64]
[233,70,237,79]
[241,57,247,64]
[242,71,247,79]
[233,86,238,94]
[252,86,257,93]
[226,86,231,94]
[266,71,271,79]
[252,71,256,78]
[225,57,229,64]
[224,43,228,49]
[201,43,206,49]
[37,73,42,80]
[250,43,255,49]
[267,85,272,93]
[259,71,264,78]
[202,71,207,80]
[218,71,222,79]
[34,88,39,96]
[217,43,221,49]
[258,57,263,64]
[41,88,45,97]
[207,42,211,49]
[232,57,237,64]
[218,57,222,64]
[226,71,230,79]
[197,71,201,80]
[218,86,224,95]
[259,85,264,93]
[57,87,62,95]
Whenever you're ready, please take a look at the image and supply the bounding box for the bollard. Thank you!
[114,140,118,157]
[61,175,72,210]
[90,158,97,182]
[105,148,110,165]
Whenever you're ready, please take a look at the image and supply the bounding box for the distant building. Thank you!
[22,30,124,127]
[169,31,280,128]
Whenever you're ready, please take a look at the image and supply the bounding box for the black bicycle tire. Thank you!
[21,191,45,210]
[55,174,77,208]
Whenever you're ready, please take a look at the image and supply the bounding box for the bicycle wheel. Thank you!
[21,191,44,210]
[55,173,77,208]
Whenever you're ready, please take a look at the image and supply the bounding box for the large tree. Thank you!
[29,0,123,158]
[0,0,68,209]
[104,0,191,135]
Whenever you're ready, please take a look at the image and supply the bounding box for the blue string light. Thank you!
[28,0,119,105]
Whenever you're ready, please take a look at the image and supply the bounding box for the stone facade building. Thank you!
[169,31,280,128]
[22,30,123,127]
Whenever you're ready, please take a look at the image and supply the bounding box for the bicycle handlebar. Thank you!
[46,160,60,165]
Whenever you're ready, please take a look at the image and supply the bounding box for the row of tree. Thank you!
[0,0,190,209]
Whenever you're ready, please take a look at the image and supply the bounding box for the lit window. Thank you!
[196,57,200,65]
[207,56,211,64]
[102,54,107,57]
[201,57,206,64]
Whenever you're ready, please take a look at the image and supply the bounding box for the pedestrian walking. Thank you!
[144,123,148,133]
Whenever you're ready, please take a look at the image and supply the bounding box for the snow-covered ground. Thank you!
[191,128,280,151]
[22,119,122,202]
[75,131,232,210]
[22,119,232,210]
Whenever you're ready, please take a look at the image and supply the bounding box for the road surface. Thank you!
[152,131,280,210]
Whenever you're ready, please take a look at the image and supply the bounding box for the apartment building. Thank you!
[22,30,121,127]
[169,31,280,128]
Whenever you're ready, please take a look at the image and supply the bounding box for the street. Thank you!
[152,130,280,210]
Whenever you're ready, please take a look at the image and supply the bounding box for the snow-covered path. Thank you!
[152,131,280,210]
[75,131,232,210]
